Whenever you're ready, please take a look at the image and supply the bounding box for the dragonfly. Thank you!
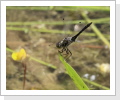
[56,22,92,59]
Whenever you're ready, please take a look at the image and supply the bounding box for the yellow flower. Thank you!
[12,48,27,62]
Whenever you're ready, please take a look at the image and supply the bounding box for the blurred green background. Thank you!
[6,6,110,90]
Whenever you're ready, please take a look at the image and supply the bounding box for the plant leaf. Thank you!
[59,54,89,90]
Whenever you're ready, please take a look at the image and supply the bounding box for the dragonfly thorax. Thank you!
[56,37,73,48]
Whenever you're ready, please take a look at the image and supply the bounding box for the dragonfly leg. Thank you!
[58,47,66,53]
[65,47,72,59]
[58,47,67,57]
[68,48,72,57]
[58,47,72,59]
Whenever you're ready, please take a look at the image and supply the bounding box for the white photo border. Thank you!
[1,1,115,95]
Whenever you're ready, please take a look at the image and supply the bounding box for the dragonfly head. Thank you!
[56,41,62,48]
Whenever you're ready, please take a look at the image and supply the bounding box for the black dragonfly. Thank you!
[56,22,92,59]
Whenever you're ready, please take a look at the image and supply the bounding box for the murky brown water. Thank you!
[6,6,110,90]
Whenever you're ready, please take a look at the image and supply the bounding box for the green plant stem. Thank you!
[6,47,14,52]
[81,12,110,48]
[6,6,110,12]
[6,18,109,26]
[6,47,57,69]
[6,27,110,38]
[82,78,110,90]
[7,47,109,90]
[29,56,56,69]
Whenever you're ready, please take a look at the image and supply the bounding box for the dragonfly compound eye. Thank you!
[56,42,62,48]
